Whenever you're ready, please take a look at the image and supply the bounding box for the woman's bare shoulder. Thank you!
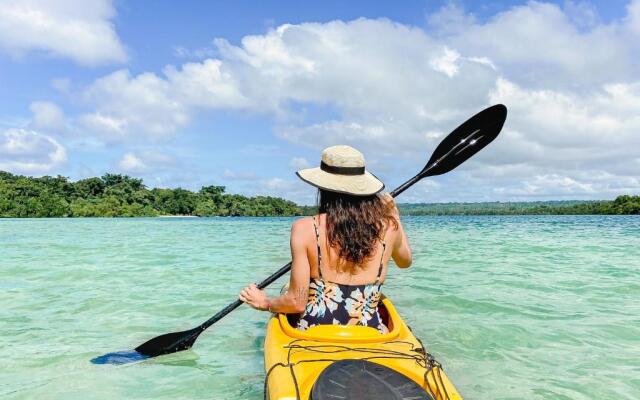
[291,216,314,233]
[382,218,402,245]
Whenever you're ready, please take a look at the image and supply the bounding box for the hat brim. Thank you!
[296,167,385,196]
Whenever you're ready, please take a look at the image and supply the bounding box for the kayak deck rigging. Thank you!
[263,338,451,400]
[264,298,462,400]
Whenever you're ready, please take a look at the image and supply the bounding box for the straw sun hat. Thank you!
[296,145,385,196]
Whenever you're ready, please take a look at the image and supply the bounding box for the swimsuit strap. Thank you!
[312,216,323,278]
[375,239,386,284]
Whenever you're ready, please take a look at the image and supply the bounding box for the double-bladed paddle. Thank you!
[91,104,507,365]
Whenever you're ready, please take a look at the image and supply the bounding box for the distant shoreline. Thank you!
[303,198,640,216]
[157,215,199,218]
[1,171,638,217]
[393,198,640,216]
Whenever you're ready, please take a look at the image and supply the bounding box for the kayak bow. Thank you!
[264,297,462,400]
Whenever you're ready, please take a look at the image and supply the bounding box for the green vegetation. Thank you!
[0,171,301,217]
[396,197,640,215]
[300,198,640,216]
[1,170,638,217]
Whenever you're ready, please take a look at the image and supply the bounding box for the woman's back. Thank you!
[239,145,411,334]
[304,213,392,285]
[294,201,410,333]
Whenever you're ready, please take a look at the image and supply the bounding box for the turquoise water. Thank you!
[1,216,639,399]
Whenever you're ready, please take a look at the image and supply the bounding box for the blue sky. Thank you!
[1,0,639,204]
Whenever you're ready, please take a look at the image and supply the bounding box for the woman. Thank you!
[239,145,412,333]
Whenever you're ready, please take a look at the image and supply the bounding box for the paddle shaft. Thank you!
[221,119,498,316]
[198,262,292,332]
[121,104,506,360]
[210,122,495,325]
[390,174,421,198]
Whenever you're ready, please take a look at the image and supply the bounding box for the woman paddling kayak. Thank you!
[239,146,462,399]
[239,145,412,333]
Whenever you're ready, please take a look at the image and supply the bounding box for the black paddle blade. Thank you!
[422,104,507,177]
[134,327,202,357]
[90,327,203,365]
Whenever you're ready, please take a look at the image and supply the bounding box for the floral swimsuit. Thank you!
[296,216,388,333]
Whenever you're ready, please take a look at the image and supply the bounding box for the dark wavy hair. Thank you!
[318,189,398,270]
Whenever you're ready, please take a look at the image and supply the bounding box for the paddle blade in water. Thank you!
[422,104,507,177]
[134,327,202,357]
[90,327,201,365]
[90,350,149,365]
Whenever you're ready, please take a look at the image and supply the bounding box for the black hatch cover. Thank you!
[310,359,434,400]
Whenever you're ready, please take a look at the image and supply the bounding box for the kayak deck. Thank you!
[264,298,462,400]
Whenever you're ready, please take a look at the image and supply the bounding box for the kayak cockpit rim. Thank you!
[277,298,402,343]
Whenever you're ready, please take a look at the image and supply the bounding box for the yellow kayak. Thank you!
[264,297,463,400]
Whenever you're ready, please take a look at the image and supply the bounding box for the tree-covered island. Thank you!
[1,171,638,217]
[0,171,301,217]
[395,197,640,215]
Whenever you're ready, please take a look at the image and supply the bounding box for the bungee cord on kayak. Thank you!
[263,338,451,400]
[263,297,461,399]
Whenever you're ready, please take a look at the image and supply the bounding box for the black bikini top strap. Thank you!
[312,216,323,278]
[375,240,386,284]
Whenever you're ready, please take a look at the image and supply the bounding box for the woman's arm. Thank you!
[387,196,412,268]
[239,219,310,313]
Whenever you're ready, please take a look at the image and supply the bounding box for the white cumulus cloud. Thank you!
[430,47,461,77]
[29,101,66,131]
[78,18,496,143]
[117,150,176,174]
[78,61,248,139]
[0,128,66,173]
[0,0,127,65]
[118,152,148,173]
[50,2,640,200]
[430,1,640,88]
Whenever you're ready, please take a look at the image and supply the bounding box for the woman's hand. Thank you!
[239,283,270,311]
